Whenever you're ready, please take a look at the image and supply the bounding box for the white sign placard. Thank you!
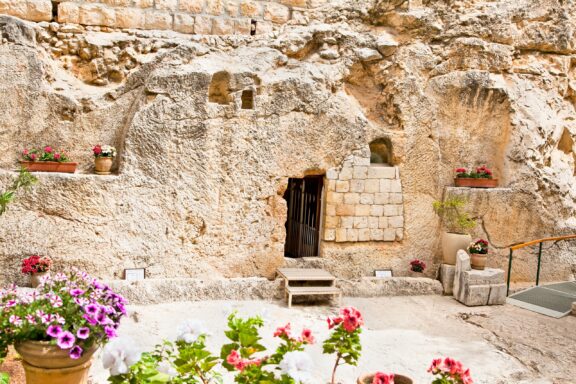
[124,268,145,281]
[374,269,393,278]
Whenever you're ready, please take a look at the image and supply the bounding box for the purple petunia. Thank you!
[84,304,99,315]
[76,327,90,340]
[70,288,85,297]
[57,331,75,349]
[69,345,83,360]
[47,325,62,338]
[104,326,117,338]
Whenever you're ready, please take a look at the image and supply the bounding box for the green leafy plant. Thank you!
[323,307,363,384]
[221,313,314,384]
[0,168,37,216]
[107,336,221,384]
[432,196,476,234]
[0,371,7,384]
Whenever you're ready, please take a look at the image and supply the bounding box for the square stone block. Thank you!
[335,180,350,193]
[240,0,261,17]
[336,204,355,216]
[353,216,368,229]
[58,2,80,24]
[389,193,403,204]
[355,205,370,216]
[325,203,336,216]
[389,215,404,228]
[374,192,389,204]
[324,215,338,229]
[370,229,384,241]
[488,284,506,305]
[194,15,213,34]
[340,216,353,229]
[368,216,379,229]
[367,166,396,179]
[324,228,335,241]
[179,0,205,12]
[335,228,347,242]
[173,12,195,33]
[344,193,360,205]
[395,228,404,241]
[360,193,374,205]
[466,268,505,285]
[263,2,289,23]
[370,205,384,216]
[380,179,390,192]
[383,228,396,241]
[358,228,371,241]
[326,168,338,180]
[390,179,402,193]
[352,166,368,179]
[384,205,397,216]
[347,228,358,242]
[378,216,388,228]
[327,180,336,192]
[326,192,343,204]
[364,179,380,193]
[461,284,491,306]
[350,179,365,192]
[339,167,352,181]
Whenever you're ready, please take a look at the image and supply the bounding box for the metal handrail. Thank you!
[506,234,576,296]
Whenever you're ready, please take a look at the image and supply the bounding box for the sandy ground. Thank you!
[82,296,575,384]
[3,296,574,383]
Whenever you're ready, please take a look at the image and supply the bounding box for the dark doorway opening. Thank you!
[283,175,324,258]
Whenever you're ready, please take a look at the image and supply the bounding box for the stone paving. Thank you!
[86,296,576,384]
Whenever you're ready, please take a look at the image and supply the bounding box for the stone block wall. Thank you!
[0,0,52,22]
[0,0,320,35]
[324,154,404,243]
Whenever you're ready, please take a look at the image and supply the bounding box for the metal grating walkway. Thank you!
[507,281,576,318]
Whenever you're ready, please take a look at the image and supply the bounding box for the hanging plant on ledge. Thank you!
[20,146,78,173]
[454,166,498,188]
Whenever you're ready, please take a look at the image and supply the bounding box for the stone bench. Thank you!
[453,250,506,306]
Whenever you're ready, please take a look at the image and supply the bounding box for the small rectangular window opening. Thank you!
[250,20,257,36]
[52,1,59,21]
[241,89,254,109]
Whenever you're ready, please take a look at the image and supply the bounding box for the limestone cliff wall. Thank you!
[1,0,576,286]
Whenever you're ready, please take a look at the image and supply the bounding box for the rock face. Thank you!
[1,0,576,286]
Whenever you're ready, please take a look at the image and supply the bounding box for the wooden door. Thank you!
[284,176,323,257]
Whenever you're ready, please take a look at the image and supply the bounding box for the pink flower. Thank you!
[76,327,90,340]
[57,331,75,349]
[44,146,52,153]
[455,168,467,173]
[372,372,394,384]
[29,153,36,161]
[273,323,291,338]
[69,345,83,360]
[54,153,61,160]
[47,325,62,338]
[226,350,241,366]
[25,315,37,324]
[340,307,364,332]
[9,315,22,326]
[93,145,102,155]
[22,149,29,155]
[300,328,315,344]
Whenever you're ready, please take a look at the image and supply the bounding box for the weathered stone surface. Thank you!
[440,263,455,295]
[454,250,506,306]
[0,0,576,287]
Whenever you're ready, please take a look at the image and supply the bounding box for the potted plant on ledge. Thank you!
[0,269,127,384]
[21,255,52,288]
[468,239,489,270]
[433,196,477,265]
[20,146,77,173]
[408,259,426,277]
[454,166,498,188]
[92,145,116,175]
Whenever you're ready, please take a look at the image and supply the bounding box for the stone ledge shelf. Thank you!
[0,169,121,180]
[445,186,513,193]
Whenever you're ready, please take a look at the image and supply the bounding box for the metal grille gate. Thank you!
[284,176,323,258]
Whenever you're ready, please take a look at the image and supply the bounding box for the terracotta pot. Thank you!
[29,272,49,288]
[15,341,97,369]
[94,157,114,175]
[357,373,413,384]
[470,253,488,270]
[454,178,498,188]
[20,161,78,174]
[442,232,472,265]
[15,341,97,384]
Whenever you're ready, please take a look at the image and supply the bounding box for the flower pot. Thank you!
[407,270,424,277]
[454,178,498,188]
[94,157,113,175]
[470,253,488,270]
[20,161,78,174]
[357,373,413,384]
[442,232,472,265]
[15,341,97,384]
[30,272,49,288]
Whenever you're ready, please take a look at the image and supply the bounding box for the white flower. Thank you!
[176,320,209,343]
[157,360,178,377]
[279,351,316,384]
[102,337,142,376]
